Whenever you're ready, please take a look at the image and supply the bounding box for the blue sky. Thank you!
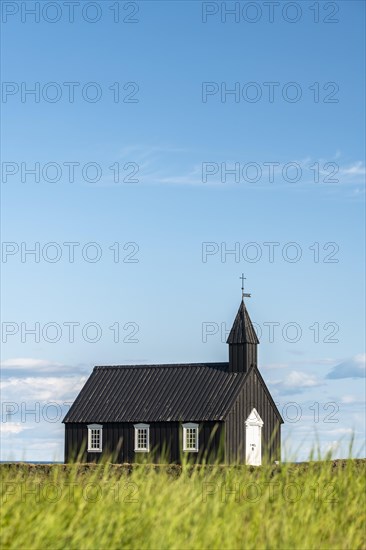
[1,0,365,461]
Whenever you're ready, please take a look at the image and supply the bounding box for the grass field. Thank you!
[1,457,365,549]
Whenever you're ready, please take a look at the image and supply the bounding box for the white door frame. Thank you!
[245,408,263,466]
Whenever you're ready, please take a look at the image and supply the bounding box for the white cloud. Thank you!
[1,357,92,377]
[89,146,366,192]
[1,376,87,403]
[326,354,366,379]
[341,395,358,404]
[339,161,366,177]
[151,154,366,188]
[263,362,290,369]
[1,422,32,435]
[1,358,62,369]
[285,371,321,387]
[270,370,323,395]
[264,357,337,371]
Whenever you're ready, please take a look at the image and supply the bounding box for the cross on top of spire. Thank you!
[240,273,251,300]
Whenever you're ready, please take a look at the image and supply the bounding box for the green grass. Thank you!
[1,457,365,549]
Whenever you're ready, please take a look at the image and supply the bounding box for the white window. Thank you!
[87,424,103,452]
[134,423,150,452]
[182,423,199,452]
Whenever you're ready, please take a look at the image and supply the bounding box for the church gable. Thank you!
[225,366,283,462]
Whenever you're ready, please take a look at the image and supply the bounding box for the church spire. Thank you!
[227,299,259,345]
[227,276,259,372]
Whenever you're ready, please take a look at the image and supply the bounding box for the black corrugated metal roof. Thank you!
[63,363,249,423]
[227,300,259,344]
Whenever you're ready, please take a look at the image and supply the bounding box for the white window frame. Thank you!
[87,424,103,452]
[134,423,150,452]
[182,422,199,452]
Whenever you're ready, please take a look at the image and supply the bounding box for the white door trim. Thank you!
[245,408,263,466]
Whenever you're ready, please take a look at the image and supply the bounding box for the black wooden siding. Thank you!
[65,421,225,464]
[225,367,281,463]
[228,343,257,373]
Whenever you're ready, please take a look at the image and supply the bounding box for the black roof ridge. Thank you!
[94,362,229,370]
[64,361,248,423]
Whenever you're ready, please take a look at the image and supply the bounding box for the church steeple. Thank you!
[226,276,259,373]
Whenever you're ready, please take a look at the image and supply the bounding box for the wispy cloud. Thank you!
[87,145,365,193]
[1,358,62,369]
[263,357,338,371]
[326,354,366,379]
[1,422,33,435]
[151,153,365,195]
[339,161,366,177]
[269,370,324,395]
[1,375,87,403]
[263,362,290,370]
[1,357,92,377]
[341,395,359,404]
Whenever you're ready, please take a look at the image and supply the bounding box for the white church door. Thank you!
[245,408,264,466]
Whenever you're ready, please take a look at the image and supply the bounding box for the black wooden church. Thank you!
[63,289,283,465]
